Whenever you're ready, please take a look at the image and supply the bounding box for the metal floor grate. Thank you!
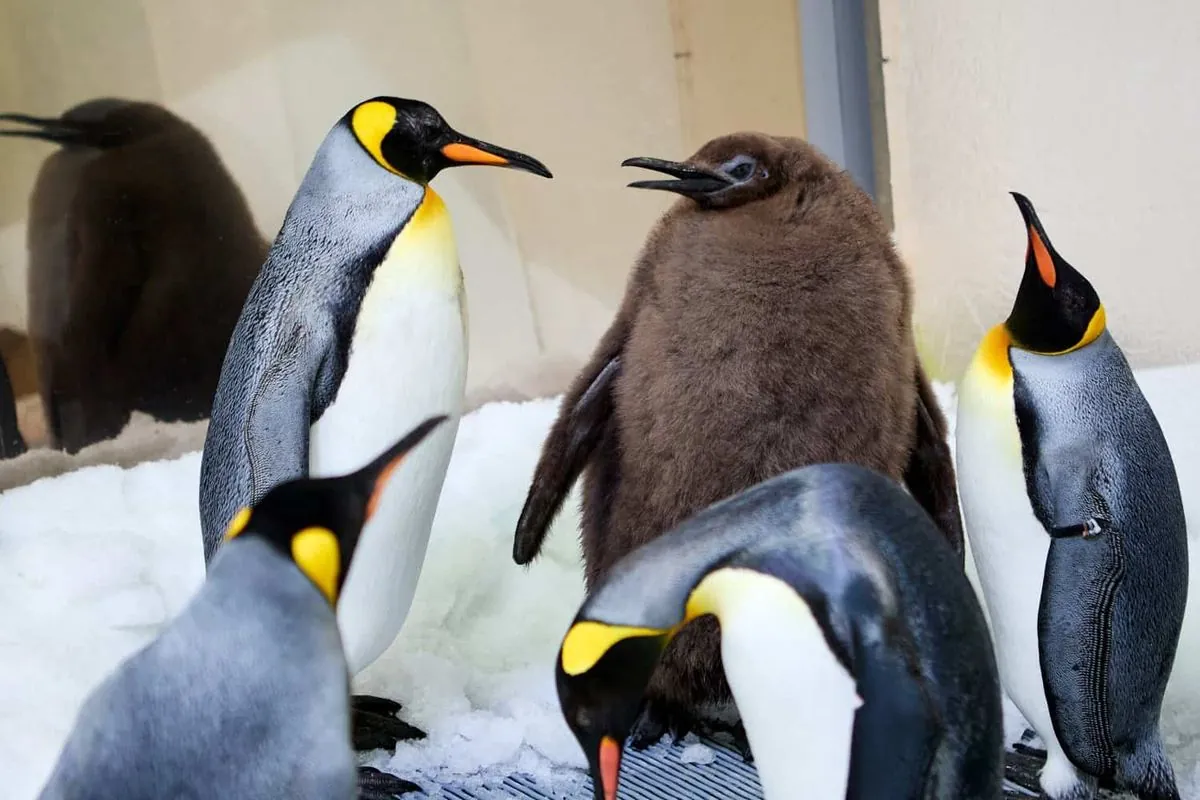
[422,737,1055,798]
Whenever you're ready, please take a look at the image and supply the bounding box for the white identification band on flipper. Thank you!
[690,567,861,800]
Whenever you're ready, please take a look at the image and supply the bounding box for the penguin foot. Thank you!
[629,698,699,750]
[357,766,422,798]
[687,717,753,763]
[352,695,426,752]
[1048,517,1113,540]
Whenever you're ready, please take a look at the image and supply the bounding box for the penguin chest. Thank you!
[309,190,468,673]
[955,332,1058,744]
[696,569,859,800]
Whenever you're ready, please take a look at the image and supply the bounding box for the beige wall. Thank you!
[878,0,1200,380]
[0,0,806,405]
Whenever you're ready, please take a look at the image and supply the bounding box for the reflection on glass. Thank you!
[1,98,265,454]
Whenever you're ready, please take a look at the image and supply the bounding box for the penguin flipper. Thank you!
[243,323,331,503]
[512,347,622,565]
[902,365,964,559]
[1038,520,1125,781]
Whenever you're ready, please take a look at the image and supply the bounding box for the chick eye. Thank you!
[724,156,757,182]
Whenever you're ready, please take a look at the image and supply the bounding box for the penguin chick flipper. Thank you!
[357,766,423,798]
[1038,526,1127,782]
[512,346,623,565]
[902,365,965,559]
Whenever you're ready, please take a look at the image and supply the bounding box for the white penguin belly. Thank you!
[956,349,1080,793]
[309,188,467,675]
[696,568,860,800]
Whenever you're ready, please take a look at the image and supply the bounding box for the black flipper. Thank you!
[1038,519,1124,780]
[902,364,964,560]
[512,346,623,565]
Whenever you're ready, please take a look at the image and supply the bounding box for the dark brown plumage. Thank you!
[513,132,962,746]
[1,98,266,453]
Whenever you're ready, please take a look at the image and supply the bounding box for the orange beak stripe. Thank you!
[441,142,509,166]
[599,736,622,800]
[365,456,406,521]
[1029,225,1057,288]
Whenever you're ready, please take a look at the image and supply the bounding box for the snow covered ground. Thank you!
[2,371,1200,798]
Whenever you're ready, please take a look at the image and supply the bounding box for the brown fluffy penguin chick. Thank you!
[512,132,962,749]
[1,98,266,453]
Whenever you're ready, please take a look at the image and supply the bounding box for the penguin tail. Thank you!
[1116,734,1180,800]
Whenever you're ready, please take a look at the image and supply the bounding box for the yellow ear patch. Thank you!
[223,507,252,541]
[560,621,665,677]
[291,527,341,604]
[350,100,403,177]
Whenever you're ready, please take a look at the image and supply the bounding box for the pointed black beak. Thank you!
[1009,191,1062,289]
[0,113,100,147]
[439,133,552,179]
[621,156,734,198]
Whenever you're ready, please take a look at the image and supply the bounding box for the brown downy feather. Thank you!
[514,132,961,739]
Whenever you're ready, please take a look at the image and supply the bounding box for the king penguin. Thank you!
[198,96,552,769]
[955,193,1188,800]
[0,98,267,452]
[37,415,449,800]
[555,462,1003,800]
[514,133,962,747]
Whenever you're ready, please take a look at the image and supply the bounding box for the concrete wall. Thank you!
[0,0,807,409]
[878,0,1200,379]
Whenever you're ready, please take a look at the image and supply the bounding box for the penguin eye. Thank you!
[723,156,758,182]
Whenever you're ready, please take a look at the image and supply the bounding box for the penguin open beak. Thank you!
[0,113,92,146]
[621,156,734,198]
[1010,192,1060,289]
[440,134,553,179]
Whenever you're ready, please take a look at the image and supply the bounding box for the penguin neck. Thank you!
[688,567,860,799]
[274,124,428,282]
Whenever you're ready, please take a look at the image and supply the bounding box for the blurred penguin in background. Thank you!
[0,354,26,458]
[0,98,267,453]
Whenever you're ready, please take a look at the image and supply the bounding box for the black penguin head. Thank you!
[344,96,552,185]
[0,98,183,149]
[1004,192,1106,354]
[620,132,805,210]
[222,415,449,605]
[556,622,669,800]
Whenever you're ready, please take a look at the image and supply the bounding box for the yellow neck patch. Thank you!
[291,527,341,604]
[224,507,252,541]
[971,324,1014,382]
[350,100,404,178]
[560,621,666,677]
